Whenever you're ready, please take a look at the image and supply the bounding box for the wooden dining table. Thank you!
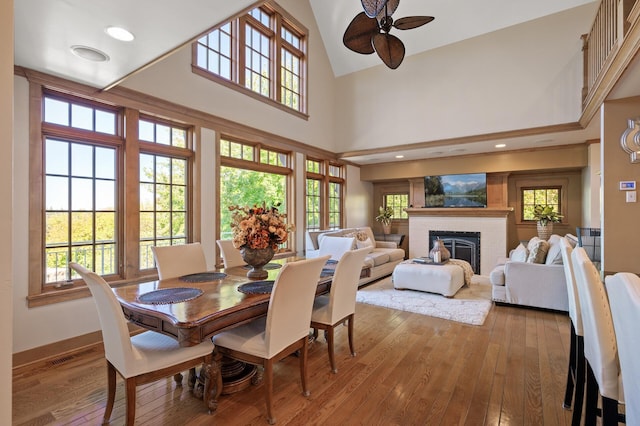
[111,256,368,412]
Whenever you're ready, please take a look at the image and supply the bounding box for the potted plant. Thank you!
[375,205,394,234]
[532,204,563,240]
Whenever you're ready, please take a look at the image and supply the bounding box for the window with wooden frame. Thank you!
[193,2,308,118]
[515,177,568,225]
[383,193,409,219]
[219,137,294,251]
[31,90,195,305]
[521,187,562,222]
[305,159,344,231]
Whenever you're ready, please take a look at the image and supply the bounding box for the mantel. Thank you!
[405,208,514,218]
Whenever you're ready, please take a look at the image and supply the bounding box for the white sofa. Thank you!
[489,234,577,312]
[306,226,405,286]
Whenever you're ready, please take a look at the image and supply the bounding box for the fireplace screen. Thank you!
[429,231,481,274]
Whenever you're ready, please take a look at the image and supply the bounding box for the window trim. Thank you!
[382,192,410,220]
[191,2,309,120]
[515,177,568,225]
[304,157,345,231]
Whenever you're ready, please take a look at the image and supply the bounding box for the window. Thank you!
[193,3,308,117]
[219,137,293,250]
[522,187,561,221]
[32,91,195,305]
[305,159,344,231]
[384,193,409,219]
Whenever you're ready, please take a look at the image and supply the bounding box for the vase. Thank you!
[429,238,451,262]
[382,224,392,234]
[537,222,553,240]
[240,246,275,279]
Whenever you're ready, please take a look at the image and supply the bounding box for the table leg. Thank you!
[195,349,223,413]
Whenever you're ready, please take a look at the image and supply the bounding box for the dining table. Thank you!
[111,255,370,413]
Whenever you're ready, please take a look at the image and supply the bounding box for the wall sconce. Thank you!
[620,117,640,163]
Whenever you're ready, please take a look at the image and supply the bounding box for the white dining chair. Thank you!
[559,237,585,426]
[216,239,246,269]
[605,272,640,426]
[571,247,625,426]
[212,255,330,424]
[70,262,215,426]
[152,242,208,279]
[311,247,370,373]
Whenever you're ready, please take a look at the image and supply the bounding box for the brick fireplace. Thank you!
[406,208,512,276]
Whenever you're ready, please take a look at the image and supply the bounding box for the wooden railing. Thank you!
[581,0,639,115]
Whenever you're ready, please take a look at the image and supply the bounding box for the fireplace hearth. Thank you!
[429,231,481,274]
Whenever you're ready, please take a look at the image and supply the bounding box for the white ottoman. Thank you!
[392,260,465,297]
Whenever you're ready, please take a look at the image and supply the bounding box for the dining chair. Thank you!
[571,247,625,426]
[69,262,215,426]
[559,237,585,426]
[605,272,640,426]
[212,255,331,425]
[310,247,370,373]
[216,239,246,269]
[152,242,208,279]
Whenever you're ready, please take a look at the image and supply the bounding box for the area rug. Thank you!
[356,275,493,326]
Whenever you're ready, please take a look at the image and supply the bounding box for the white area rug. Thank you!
[356,275,493,326]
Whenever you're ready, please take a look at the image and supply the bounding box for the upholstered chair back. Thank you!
[264,256,330,358]
[216,239,246,269]
[605,272,640,425]
[326,247,370,323]
[152,242,207,279]
[560,237,583,336]
[571,247,620,400]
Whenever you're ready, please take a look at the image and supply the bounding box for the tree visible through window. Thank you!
[522,187,561,221]
[384,193,409,219]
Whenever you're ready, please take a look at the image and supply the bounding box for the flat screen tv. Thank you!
[424,173,487,208]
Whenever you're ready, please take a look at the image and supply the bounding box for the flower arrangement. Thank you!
[229,202,294,250]
[532,204,563,226]
[375,205,394,226]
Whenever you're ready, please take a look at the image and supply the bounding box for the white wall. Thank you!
[333,4,597,151]
[345,165,373,228]
[2,0,14,420]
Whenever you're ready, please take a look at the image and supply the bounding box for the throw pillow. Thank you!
[545,235,563,265]
[510,243,528,262]
[527,239,550,264]
[319,236,356,261]
[356,237,374,252]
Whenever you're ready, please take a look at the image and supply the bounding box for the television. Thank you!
[424,173,487,208]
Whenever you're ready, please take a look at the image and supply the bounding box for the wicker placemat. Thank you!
[237,280,275,295]
[179,272,227,283]
[242,263,282,270]
[320,268,335,277]
[137,287,203,304]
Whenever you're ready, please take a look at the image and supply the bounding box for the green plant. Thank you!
[532,204,563,226]
[375,205,394,226]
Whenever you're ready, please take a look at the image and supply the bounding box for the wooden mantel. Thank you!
[405,207,514,218]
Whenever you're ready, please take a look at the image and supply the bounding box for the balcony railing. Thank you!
[582,0,640,120]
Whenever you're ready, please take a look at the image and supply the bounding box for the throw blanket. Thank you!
[448,259,474,286]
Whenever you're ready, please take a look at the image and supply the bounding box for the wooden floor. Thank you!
[13,299,575,425]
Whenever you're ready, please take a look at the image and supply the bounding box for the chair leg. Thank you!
[347,314,356,357]
[584,362,598,426]
[125,377,137,426]
[300,336,310,397]
[188,367,197,389]
[326,326,337,374]
[103,362,117,425]
[571,336,585,426]
[264,360,275,425]
[563,324,577,409]
[601,396,619,426]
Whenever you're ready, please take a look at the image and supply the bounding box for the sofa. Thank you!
[489,234,578,312]
[305,226,405,286]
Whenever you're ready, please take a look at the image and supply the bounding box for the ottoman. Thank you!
[392,260,465,297]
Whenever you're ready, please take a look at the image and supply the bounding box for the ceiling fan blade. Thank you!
[376,0,399,20]
[361,0,388,18]
[372,33,405,69]
[343,12,379,54]
[394,16,435,30]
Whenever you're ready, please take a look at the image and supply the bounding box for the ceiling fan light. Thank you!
[361,0,389,18]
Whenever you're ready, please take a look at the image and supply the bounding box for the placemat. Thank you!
[237,280,275,295]
[242,263,281,270]
[320,268,335,277]
[179,272,227,283]
[137,287,204,304]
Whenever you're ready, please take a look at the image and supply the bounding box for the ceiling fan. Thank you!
[343,0,434,69]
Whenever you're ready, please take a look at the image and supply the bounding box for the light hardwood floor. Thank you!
[13,299,573,425]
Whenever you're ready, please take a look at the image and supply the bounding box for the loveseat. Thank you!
[305,226,405,287]
[489,234,577,311]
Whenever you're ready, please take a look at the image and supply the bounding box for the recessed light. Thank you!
[495,143,506,148]
[70,45,109,62]
[395,155,404,159]
[106,26,135,42]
